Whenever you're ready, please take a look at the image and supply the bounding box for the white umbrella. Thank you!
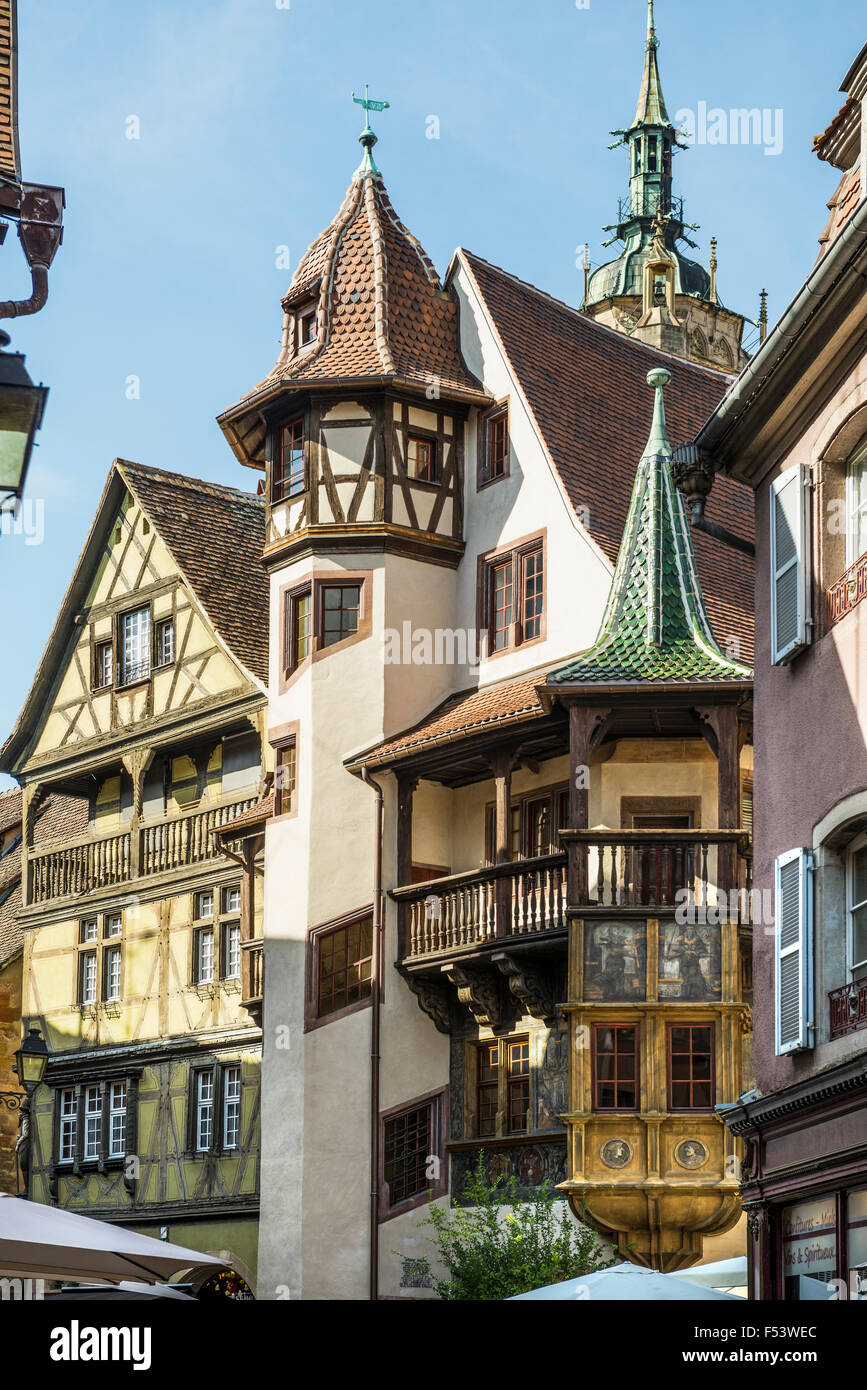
[670,1256,748,1291]
[47,1281,197,1301]
[509,1262,741,1300]
[0,1193,222,1284]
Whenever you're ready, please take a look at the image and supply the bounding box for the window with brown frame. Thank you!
[481,536,545,656]
[484,783,568,865]
[520,548,544,642]
[479,404,509,486]
[93,640,113,690]
[307,911,374,1025]
[285,586,313,673]
[472,1035,530,1137]
[282,574,370,681]
[667,1024,714,1110]
[477,1043,499,1137]
[379,1089,447,1219]
[407,433,438,483]
[592,1024,639,1111]
[275,738,297,817]
[319,583,360,649]
[274,416,306,502]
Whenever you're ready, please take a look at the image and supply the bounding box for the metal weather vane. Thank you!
[352,85,390,175]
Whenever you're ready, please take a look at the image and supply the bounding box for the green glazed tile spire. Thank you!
[550,369,752,686]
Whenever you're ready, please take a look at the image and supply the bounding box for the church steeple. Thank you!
[581,2,749,373]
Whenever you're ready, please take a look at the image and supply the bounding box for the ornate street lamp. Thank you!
[0,1025,50,1196]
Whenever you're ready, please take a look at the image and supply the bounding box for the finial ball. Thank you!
[647,367,671,389]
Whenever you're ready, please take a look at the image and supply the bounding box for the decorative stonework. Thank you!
[601,1139,633,1169]
[674,1138,708,1170]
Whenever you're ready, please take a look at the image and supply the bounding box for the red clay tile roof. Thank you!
[813,95,859,160]
[349,674,549,767]
[460,251,755,666]
[0,1,20,183]
[817,167,862,258]
[119,462,268,684]
[212,792,274,836]
[220,170,487,466]
[0,786,20,836]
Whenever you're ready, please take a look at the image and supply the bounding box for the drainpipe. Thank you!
[0,262,48,319]
[361,766,385,1301]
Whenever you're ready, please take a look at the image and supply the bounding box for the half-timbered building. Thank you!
[216,11,756,1298]
[0,461,269,1293]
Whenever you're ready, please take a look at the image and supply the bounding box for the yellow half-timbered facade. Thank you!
[0,459,270,1293]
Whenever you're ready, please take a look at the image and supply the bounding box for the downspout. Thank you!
[361,766,385,1301]
[0,263,49,319]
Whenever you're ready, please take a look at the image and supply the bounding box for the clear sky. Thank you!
[0,0,863,787]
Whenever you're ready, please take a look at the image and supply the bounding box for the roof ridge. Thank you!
[117,460,263,506]
[458,248,735,384]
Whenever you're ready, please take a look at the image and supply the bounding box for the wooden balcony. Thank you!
[562,829,752,912]
[829,980,867,1040]
[394,832,752,965]
[828,552,867,626]
[393,853,568,960]
[28,794,259,905]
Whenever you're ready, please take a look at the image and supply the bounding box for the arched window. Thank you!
[845,437,867,567]
[848,831,867,973]
[690,329,708,360]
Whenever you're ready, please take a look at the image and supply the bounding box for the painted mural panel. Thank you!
[583,920,647,1001]
[658,921,721,1000]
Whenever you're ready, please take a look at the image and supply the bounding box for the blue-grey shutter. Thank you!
[775,848,814,1054]
[770,465,811,664]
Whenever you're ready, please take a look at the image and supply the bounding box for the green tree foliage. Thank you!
[411,1152,616,1300]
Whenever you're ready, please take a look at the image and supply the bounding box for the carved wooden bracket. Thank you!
[121,747,156,817]
[442,963,504,1029]
[403,973,451,1035]
[492,952,558,1023]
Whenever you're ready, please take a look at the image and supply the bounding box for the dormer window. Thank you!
[274,417,306,502]
[297,305,317,352]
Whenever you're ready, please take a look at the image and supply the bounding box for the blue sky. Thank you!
[0,0,863,787]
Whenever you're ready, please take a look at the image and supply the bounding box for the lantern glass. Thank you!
[15,1027,49,1091]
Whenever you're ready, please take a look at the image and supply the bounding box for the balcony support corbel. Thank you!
[121,747,155,879]
[493,951,557,1024]
[442,962,505,1031]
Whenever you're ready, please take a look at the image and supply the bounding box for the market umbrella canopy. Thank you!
[508,1262,742,1301]
[0,1193,222,1284]
[669,1257,748,1290]
[46,1281,197,1301]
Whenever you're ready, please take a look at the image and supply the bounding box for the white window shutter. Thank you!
[775,848,814,1054]
[770,465,811,664]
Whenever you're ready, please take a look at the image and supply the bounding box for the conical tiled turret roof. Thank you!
[219,128,486,468]
[263,170,480,395]
[549,369,752,687]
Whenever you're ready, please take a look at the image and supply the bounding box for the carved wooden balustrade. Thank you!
[28,794,258,904]
[30,830,132,903]
[140,796,258,875]
[829,979,867,1040]
[562,829,752,912]
[394,831,753,961]
[241,940,264,1015]
[393,853,568,959]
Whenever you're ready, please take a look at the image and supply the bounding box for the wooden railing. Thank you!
[140,796,258,875]
[562,830,751,910]
[392,853,567,958]
[829,980,867,1040]
[828,552,867,626]
[28,795,258,904]
[30,831,131,904]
